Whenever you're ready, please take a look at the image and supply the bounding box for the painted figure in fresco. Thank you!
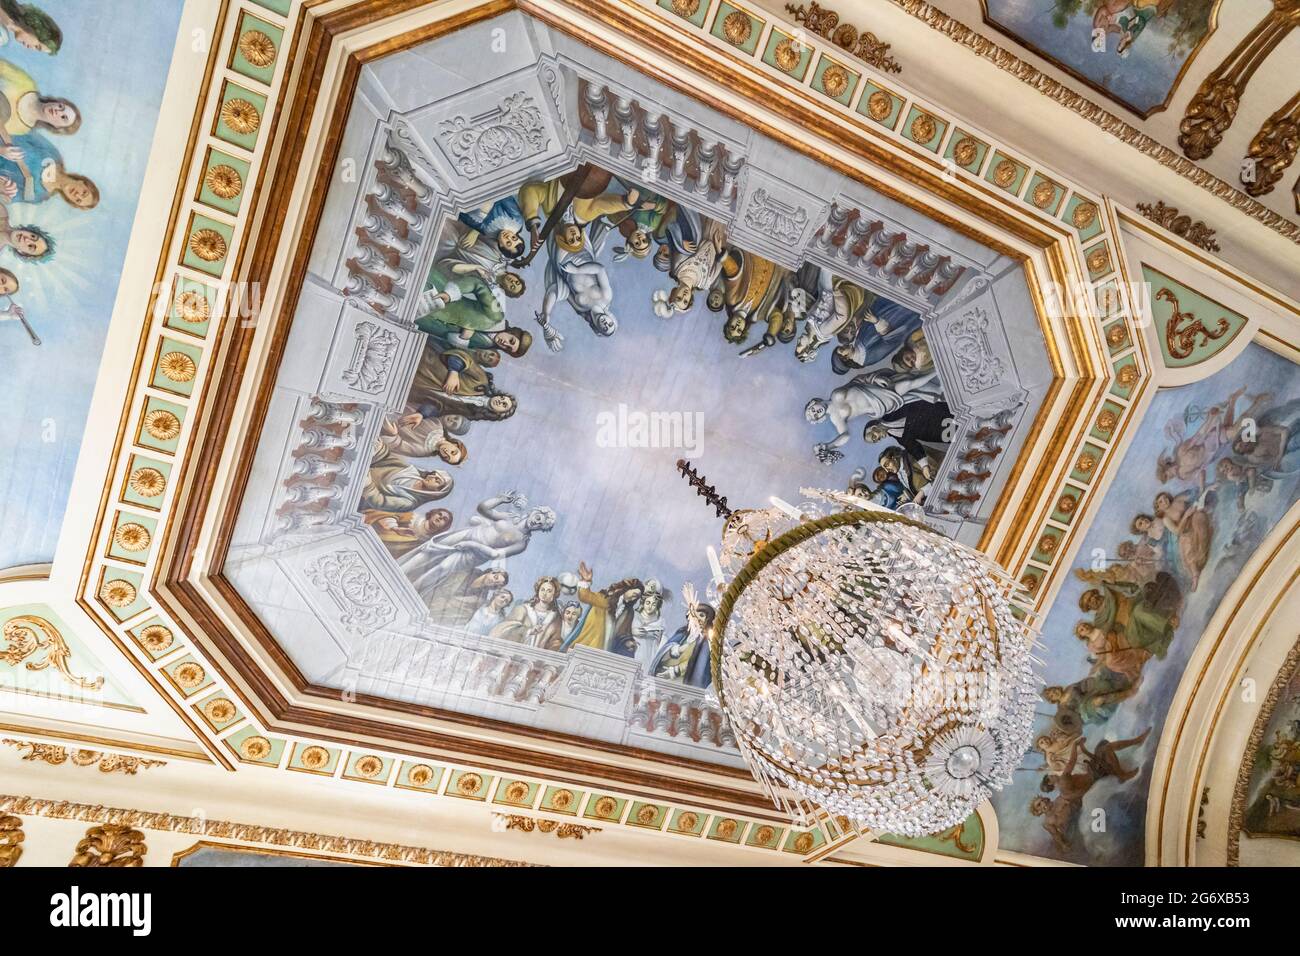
[362,507,453,559]
[788,264,871,365]
[651,583,716,687]
[608,178,676,262]
[491,575,562,648]
[0,1,61,54]
[427,568,510,630]
[1074,537,1162,588]
[1078,577,1181,663]
[805,367,945,464]
[399,491,555,602]
[415,260,530,348]
[0,201,50,260]
[0,58,78,137]
[457,196,528,262]
[563,562,643,654]
[1144,488,1216,591]
[0,263,34,342]
[556,601,583,647]
[830,299,925,376]
[533,219,619,351]
[0,133,96,206]
[465,588,514,638]
[408,341,518,423]
[360,451,452,513]
[1030,729,1151,854]
[516,172,647,257]
[651,208,728,317]
[1092,0,1177,58]
[707,245,792,349]
[863,399,953,480]
[625,581,667,672]
[1156,387,1270,485]
[1227,398,1300,481]
[375,407,467,467]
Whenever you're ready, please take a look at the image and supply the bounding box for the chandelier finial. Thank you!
[676,459,732,519]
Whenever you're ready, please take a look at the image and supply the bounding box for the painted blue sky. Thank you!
[0,0,184,570]
[993,341,1300,866]
[394,225,928,635]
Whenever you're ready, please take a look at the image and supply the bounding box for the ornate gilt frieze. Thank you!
[785,2,901,74]
[495,813,601,840]
[1,614,104,692]
[1136,200,1221,253]
[1243,91,1300,198]
[2,738,165,775]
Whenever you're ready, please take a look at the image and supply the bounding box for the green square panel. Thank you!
[166,276,218,339]
[182,214,233,277]
[99,569,147,622]
[342,752,392,783]
[151,338,203,397]
[811,54,858,106]
[163,654,213,699]
[230,12,283,86]
[667,808,707,836]
[108,512,157,565]
[197,693,243,733]
[128,617,179,661]
[711,3,763,54]
[762,28,812,81]
[197,149,250,216]
[584,794,626,822]
[1051,485,1085,526]
[658,0,708,27]
[707,816,746,843]
[628,802,668,830]
[288,744,341,776]
[1027,173,1065,216]
[539,785,581,815]
[396,761,443,792]
[123,454,172,511]
[214,81,266,151]
[902,106,946,152]
[985,151,1027,194]
[857,81,903,130]
[252,0,291,15]
[944,130,988,173]
[1064,194,1103,243]
[746,822,784,849]
[227,727,284,766]
[136,397,186,454]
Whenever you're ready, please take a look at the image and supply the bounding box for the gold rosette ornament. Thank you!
[238,29,277,68]
[220,97,261,135]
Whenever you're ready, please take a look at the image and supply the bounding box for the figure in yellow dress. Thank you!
[0,58,78,139]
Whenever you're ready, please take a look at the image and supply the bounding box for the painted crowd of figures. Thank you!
[1028,385,1300,854]
[354,164,952,685]
[0,3,98,344]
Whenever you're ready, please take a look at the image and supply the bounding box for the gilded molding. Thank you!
[0,795,534,867]
[886,0,1300,245]
[1179,2,1300,161]
[70,823,147,867]
[1136,200,1221,252]
[784,2,901,74]
[1244,91,1300,198]
[2,738,166,774]
[0,814,22,867]
[495,813,601,840]
[1226,636,1300,866]
[1,614,104,691]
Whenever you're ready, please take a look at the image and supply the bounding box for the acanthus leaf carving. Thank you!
[438,92,549,177]
[306,549,397,636]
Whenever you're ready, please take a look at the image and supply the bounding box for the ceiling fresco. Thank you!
[1,0,1298,870]
[0,0,183,573]
[993,338,1300,865]
[226,10,1048,768]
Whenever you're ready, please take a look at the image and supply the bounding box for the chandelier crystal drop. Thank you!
[680,466,1040,838]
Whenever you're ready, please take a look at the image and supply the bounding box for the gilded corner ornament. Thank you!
[1,615,105,691]
[1136,200,1221,253]
[1243,91,1300,197]
[70,823,147,867]
[0,814,22,867]
[785,2,901,74]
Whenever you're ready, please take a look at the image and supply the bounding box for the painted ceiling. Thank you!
[0,0,1298,869]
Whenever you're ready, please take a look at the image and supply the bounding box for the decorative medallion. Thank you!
[1036,534,1059,556]
[671,0,701,17]
[1096,409,1118,431]
[1105,324,1128,348]
[722,10,752,45]
[821,64,849,98]
[100,578,138,608]
[300,745,331,770]
[113,521,151,553]
[1019,572,1040,595]
[203,697,237,724]
[550,788,574,810]
[354,755,384,778]
[188,228,228,263]
[1076,451,1098,474]
[239,735,272,761]
[992,159,1017,188]
[407,764,435,787]
[952,137,978,167]
[773,37,803,73]
[204,163,244,200]
[143,408,182,441]
[909,112,937,143]
[753,824,776,844]
[238,29,277,68]
[1031,180,1056,209]
[1072,201,1098,230]
[128,466,166,498]
[866,90,892,121]
[1116,364,1139,387]
[1086,246,1111,274]
[503,781,530,803]
[635,804,658,825]
[70,824,146,867]
[220,97,261,135]
[158,351,198,383]
[1056,494,1078,515]
[677,811,700,831]
[714,818,739,839]
[457,772,483,795]
[173,661,205,689]
[593,796,619,818]
[174,289,211,324]
[792,832,815,853]
[138,624,174,654]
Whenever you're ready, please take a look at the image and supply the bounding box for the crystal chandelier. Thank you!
[678,462,1039,838]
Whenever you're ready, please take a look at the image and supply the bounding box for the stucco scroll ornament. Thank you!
[1,615,104,691]
[495,814,600,840]
[743,188,808,244]
[1135,200,1221,253]
[0,814,22,867]
[1243,93,1300,198]
[342,319,399,393]
[69,823,146,867]
[566,663,626,704]
[306,550,397,635]
[785,3,901,74]
[1154,288,1231,361]
[945,306,1004,393]
[1178,1,1300,161]
[439,93,548,177]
